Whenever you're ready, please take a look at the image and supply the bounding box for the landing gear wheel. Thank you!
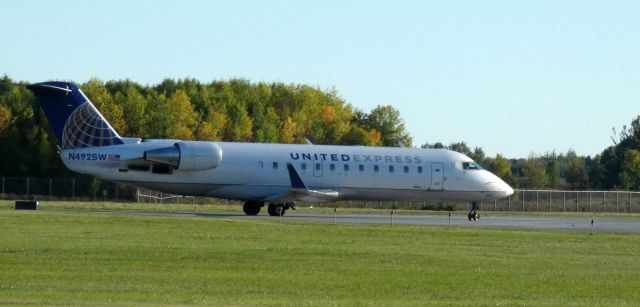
[467,212,479,221]
[268,203,293,216]
[267,204,277,216]
[468,202,479,221]
[243,201,262,216]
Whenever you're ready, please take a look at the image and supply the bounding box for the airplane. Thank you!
[28,81,514,217]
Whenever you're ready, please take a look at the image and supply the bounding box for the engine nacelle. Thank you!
[143,141,223,171]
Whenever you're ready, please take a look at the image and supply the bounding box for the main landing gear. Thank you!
[243,201,263,216]
[468,202,480,221]
[242,201,295,216]
[267,203,295,216]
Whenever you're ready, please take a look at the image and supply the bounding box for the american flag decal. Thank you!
[107,154,120,161]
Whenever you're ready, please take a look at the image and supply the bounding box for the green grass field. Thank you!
[1,205,640,305]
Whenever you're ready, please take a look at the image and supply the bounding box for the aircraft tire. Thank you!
[267,203,278,216]
[267,203,286,216]
[243,201,261,216]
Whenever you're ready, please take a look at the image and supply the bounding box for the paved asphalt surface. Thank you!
[70,210,640,233]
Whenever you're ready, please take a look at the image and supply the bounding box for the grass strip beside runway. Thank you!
[1,210,639,305]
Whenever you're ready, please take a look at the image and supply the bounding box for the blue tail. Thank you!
[28,81,123,149]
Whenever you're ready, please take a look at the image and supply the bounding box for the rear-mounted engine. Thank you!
[143,141,223,171]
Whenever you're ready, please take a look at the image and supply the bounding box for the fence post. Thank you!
[589,192,592,212]
[576,191,579,213]
[549,191,552,212]
[616,192,619,213]
[494,199,497,211]
[603,192,606,212]
[522,191,525,212]
[508,195,511,212]
[563,191,566,213]
[536,190,539,212]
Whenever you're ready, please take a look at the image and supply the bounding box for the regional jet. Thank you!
[28,82,513,217]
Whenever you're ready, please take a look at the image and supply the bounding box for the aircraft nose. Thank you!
[502,182,514,197]
[484,175,514,198]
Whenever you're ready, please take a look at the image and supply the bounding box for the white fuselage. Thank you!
[61,140,513,203]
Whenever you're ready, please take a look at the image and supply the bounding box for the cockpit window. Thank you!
[462,162,483,170]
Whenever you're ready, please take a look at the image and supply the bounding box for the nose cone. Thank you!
[499,180,515,197]
[484,172,514,198]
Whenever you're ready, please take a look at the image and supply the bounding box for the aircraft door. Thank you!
[430,162,444,190]
[313,161,323,177]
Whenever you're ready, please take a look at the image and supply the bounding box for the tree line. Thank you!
[422,117,640,190]
[0,75,411,177]
[0,75,638,190]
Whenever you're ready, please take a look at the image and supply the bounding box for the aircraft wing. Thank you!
[264,164,339,203]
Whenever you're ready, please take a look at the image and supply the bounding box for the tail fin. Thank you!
[27,81,123,149]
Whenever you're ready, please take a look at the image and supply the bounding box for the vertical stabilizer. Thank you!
[27,82,123,149]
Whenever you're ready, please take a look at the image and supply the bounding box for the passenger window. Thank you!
[374,165,379,172]
[359,164,364,172]
[344,164,349,171]
[389,165,394,173]
[273,162,278,169]
[404,166,409,173]
[330,164,335,171]
[418,166,423,173]
[315,163,321,170]
[301,163,307,170]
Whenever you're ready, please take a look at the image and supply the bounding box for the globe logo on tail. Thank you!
[61,102,123,149]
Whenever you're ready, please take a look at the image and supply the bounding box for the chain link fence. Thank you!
[1,176,639,213]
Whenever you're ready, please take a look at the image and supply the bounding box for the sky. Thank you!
[1,1,638,158]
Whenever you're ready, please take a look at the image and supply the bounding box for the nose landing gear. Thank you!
[468,202,480,221]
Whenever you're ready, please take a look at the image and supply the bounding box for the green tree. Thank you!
[252,106,280,143]
[225,102,252,141]
[542,151,560,188]
[487,154,516,186]
[81,79,127,134]
[565,149,588,189]
[116,85,149,137]
[447,142,472,156]
[341,125,379,146]
[166,90,198,140]
[279,116,298,144]
[146,91,170,138]
[523,154,548,188]
[620,150,640,190]
[0,103,11,133]
[366,105,412,147]
[421,142,445,149]
[197,107,227,141]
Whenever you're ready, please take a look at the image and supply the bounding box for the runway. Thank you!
[65,209,640,233]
